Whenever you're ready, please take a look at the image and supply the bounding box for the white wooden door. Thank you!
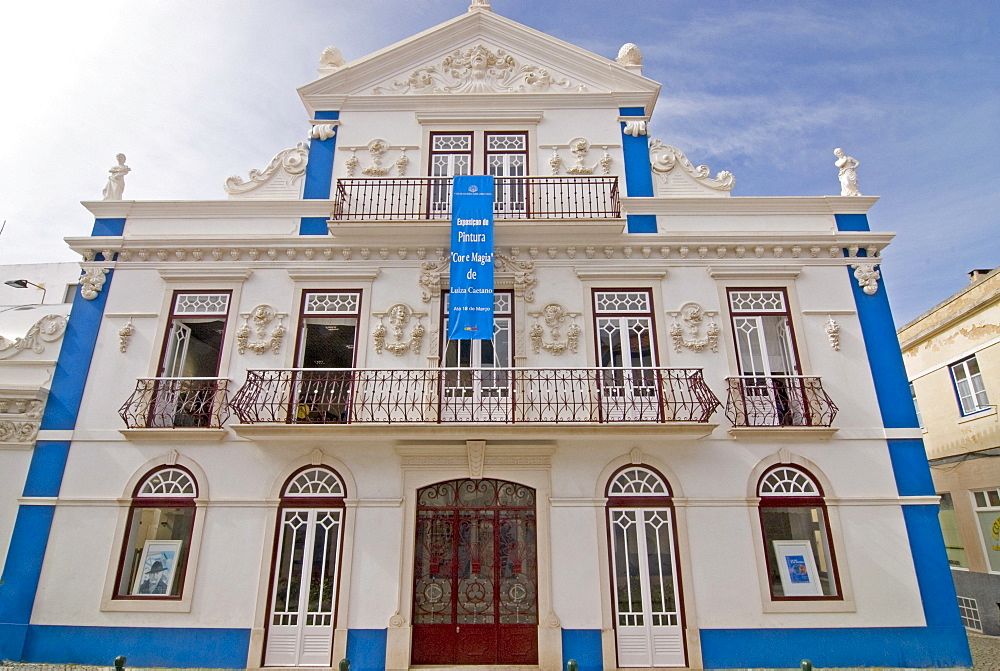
[597,316,658,420]
[265,508,343,666]
[610,508,684,667]
[732,315,802,423]
[441,317,511,421]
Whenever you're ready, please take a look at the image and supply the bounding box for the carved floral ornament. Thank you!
[848,246,882,295]
[0,392,46,445]
[528,303,580,355]
[342,139,412,177]
[372,44,585,95]
[825,317,841,351]
[118,319,135,353]
[373,303,426,356]
[236,305,287,355]
[547,138,612,176]
[0,314,68,360]
[667,303,719,353]
[649,140,735,191]
[224,142,309,195]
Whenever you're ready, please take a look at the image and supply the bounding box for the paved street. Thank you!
[969,633,1000,670]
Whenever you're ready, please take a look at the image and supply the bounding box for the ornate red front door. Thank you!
[412,479,538,665]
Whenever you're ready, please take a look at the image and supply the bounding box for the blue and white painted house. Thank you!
[0,4,971,670]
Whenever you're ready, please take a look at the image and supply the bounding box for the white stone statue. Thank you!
[101,153,131,200]
[834,148,861,196]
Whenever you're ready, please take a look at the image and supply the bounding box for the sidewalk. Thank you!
[969,632,1000,670]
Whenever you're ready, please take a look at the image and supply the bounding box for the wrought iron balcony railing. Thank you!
[332,176,620,221]
[229,367,719,425]
[119,377,231,429]
[724,375,837,427]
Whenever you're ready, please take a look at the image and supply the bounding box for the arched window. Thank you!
[606,466,686,667]
[115,466,198,599]
[757,465,840,599]
[265,466,347,667]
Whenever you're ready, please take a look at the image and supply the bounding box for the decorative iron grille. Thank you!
[119,378,231,428]
[229,367,720,425]
[332,176,620,221]
[724,375,837,427]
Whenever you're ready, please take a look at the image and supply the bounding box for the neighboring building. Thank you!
[900,267,1000,636]
[0,262,80,582]
[0,6,969,671]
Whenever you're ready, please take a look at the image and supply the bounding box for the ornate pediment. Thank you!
[225,142,309,199]
[372,43,586,95]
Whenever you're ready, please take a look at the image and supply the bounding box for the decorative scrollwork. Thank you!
[373,303,425,356]
[851,263,881,295]
[236,305,286,355]
[80,267,108,300]
[826,317,841,351]
[373,44,584,95]
[224,142,309,194]
[495,254,536,302]
[668,303,719,353]
[528,303,580,355]
[0,314,68,359]
[649,139,735,192]
[118,319,135,353]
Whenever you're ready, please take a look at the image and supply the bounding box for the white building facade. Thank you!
[0,7,970,671]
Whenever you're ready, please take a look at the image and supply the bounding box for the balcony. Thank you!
[724,376,837,428]
[332,176,620,221]
[229,367,719,426]
[119,377,231,429]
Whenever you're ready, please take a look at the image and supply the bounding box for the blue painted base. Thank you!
[700,625,971,669]
[346,629,386,671]
[625,214,657,234]
[562,629,602,671]
[19,625,250,668]
[299,216,330,235]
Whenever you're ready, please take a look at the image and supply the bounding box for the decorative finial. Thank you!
[833,148,861,196]
[617,43,642,68]
[469,0,492,11]
[318,46,345,72]
[101,153,130,201]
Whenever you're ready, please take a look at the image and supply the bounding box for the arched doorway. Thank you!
[264,467,346,667]
[411,478,538,665]
[607,466,686,667]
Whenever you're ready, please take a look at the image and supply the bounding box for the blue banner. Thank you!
[448,175,495,340]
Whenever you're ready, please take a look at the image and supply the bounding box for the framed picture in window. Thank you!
[773,540,822,597]
[131,539,183,596]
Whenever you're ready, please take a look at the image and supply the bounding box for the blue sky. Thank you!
[0,0,996,325]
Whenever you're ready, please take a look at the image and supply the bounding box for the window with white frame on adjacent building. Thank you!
[950,355,990,416]
[937,492,967,569]
[910,382,923,428]
[972,488,1000,572]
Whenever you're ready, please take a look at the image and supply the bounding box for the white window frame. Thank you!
[957,595,981,632]
[950,355,990,416]
[972,487,1000,573]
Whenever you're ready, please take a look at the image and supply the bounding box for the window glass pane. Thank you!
[938,493,967,568]
[298,318,357,368]
[989,490,1000,508]
[761,506,836,597]
[975,491,988,508]
[117,506,194,597]
[975,510,1000,572]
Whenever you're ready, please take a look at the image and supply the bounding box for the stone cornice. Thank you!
[621,195,881,215]
[81,199,339,219]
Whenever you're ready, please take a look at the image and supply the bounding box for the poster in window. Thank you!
[773,540,822,597]
[132,539,183,596]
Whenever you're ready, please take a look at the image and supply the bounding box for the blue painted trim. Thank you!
[0,235,118,661]
[40,270,114,431]
[21,441,70,497]
[626,214,657,234]
[0,506,56,641]
[346,629,387,671]
[903,503,965,627]
[91,218,126,237]
[299,216,330,236]
[561,629,602,671]
[19,624,250,667]
[619,107,654,201]
[837,231,917,429]
[888,439,936,496]
[301,111,340,234]
[833,213,870,232]
[699,625,970,668]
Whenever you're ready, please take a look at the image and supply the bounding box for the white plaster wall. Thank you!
[549,504,604,629]
[0,449,32,576]
[123,216,301,238]
[655,212,839,233]
[345,503,404,629]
